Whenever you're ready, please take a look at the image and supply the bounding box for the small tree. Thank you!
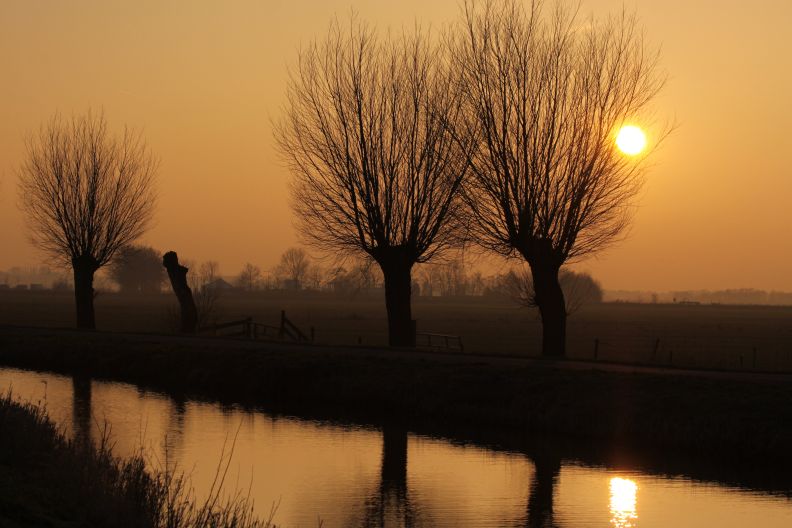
[18,111,157,329]
[506,268,604,314]
[276,19,473,345]
[236,263,262,292]
[275,247,310,290]
[453,0,665,356]
[109,245,165,294]
[190,261,222,328]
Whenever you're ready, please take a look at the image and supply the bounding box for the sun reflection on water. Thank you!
[610,477,638,528]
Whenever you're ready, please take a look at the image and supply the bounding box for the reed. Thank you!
[0,391,277,528]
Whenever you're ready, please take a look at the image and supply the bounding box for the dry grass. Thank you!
[2,290,792,371]
[0,391,277,528]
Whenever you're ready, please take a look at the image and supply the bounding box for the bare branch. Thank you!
[452,0,667,264]
[275,18,473,267]
[18,110,158,269]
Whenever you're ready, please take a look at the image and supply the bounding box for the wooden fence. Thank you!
[416,332,464,352]
[198,311,313,343]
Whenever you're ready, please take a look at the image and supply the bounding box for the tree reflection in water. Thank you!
[363,424,417,527]
[164,396,187,465]
[71,374,92,446]
[526,454,561,528]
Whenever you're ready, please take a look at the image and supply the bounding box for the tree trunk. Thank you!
[72,255,99,330]
[163,251,198,334]
[530,258,567,358]
[380,259,415,347]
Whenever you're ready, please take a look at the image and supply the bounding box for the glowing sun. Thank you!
[615,125,647,155]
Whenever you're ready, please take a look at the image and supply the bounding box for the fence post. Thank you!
[279,310,286,339]
[594,338,599,360]
[753,347,757,370]
[310,326,315,342]
[653,338,660,363]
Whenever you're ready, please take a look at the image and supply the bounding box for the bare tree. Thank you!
[236,262,262,292]
[452,0,666,356]
[18,111,157,329]
[305,264,325,291]
[190,260,223,328]
[275,18,473,346]
[275,247,310,290]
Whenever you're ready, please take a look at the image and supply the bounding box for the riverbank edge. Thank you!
[0,391,276,527]
[2,325,791,472]
[0,392,160,527]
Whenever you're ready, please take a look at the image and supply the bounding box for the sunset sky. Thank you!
[1,0,790,291]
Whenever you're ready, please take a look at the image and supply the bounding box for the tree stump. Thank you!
[163,251,198,334]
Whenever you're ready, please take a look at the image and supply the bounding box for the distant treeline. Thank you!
[606,289,792,306]
[0,245,603,305]
[6,258,790,307]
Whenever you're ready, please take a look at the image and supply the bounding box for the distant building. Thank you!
[205,278,235,292]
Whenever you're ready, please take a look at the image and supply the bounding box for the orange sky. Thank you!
[1,0,790,291]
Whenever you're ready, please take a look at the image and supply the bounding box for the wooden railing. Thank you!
[416,332,464,352]
[198,311,314,343]
[279,310,313,342]
[199,318,253,338]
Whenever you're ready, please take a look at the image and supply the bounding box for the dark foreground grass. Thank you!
[0,391,276,528]
[2,325,792,476]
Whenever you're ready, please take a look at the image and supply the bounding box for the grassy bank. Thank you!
[3,290,792,371]
[2,325,792,475]
[0,390,274,527]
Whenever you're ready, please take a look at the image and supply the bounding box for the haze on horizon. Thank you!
[1,0,790,292]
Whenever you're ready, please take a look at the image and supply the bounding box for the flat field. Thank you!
[1,290,791,371]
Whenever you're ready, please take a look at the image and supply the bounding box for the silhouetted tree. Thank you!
[453,0,665,356]
[276,19,473,346]
[109,245,165,294]
[190,261,223,328]
[235,262,262,292]
[305,263,325,290]
[275,247,310,290]
[18,111,157,329]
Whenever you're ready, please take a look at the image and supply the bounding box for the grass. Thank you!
[0,390,277,528]
[2,290,792,371]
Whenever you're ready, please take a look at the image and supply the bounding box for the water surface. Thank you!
[2,367,790,527]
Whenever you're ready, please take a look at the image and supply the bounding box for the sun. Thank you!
[615,125,647,156]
